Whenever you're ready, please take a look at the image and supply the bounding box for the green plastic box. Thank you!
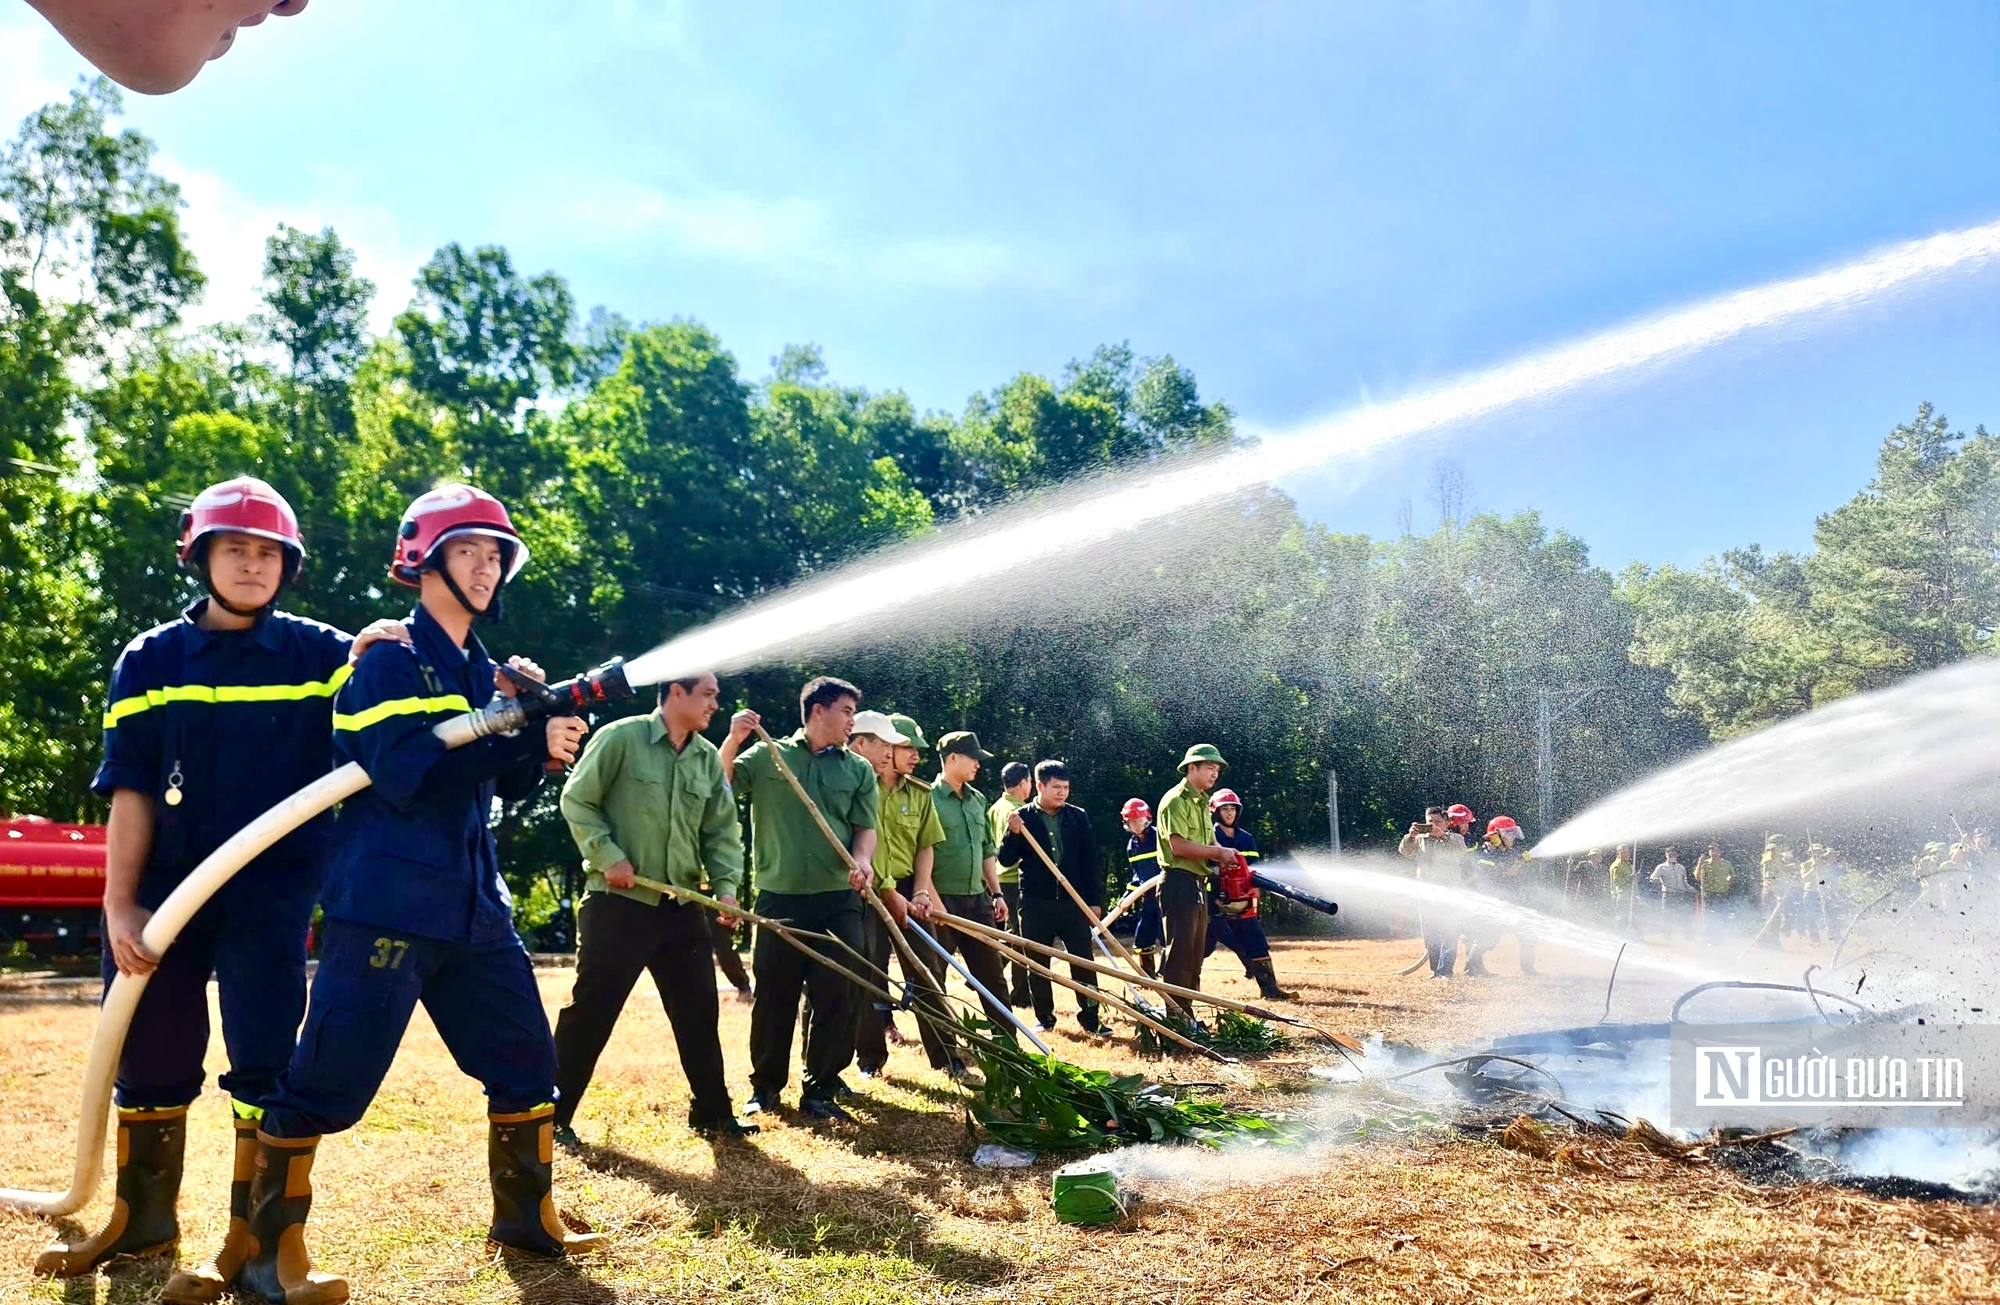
[1052,1160,1128,1225]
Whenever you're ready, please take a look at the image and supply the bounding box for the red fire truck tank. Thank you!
[1,816,106,959]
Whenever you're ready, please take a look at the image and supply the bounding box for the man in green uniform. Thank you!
[721,677,879,1121]
[1694,842,1736,940]
[849,711,946,1077]
[1607,844,1637,908]
[1156,744,1242,1015]
[1758,835,1796,949]
[988,762,1034,1006]
[916,731,1014,1064]
[553,672,756,1144]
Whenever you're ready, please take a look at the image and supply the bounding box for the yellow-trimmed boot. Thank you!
[35,1105,185,1276]
[161,1113,259,1303]
[237,1132,347,1305]
[487,1106,608,1257]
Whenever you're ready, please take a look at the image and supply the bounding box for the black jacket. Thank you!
[999,802,1102,907]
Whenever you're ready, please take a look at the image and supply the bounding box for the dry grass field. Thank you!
[2,937,1996,1304]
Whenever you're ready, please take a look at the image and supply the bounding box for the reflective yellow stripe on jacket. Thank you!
[103,665,355,730]
[332,693,473,733]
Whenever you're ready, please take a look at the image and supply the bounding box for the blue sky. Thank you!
[8,1,2000,570]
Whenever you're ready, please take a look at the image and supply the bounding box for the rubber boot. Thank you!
[1248,957,1297,1002]
[161,1114,259,1304]
[488,1107,608,1257]
[35,1106,186,1276]
[236,1132,347,1305]
[1137,948,1159,979]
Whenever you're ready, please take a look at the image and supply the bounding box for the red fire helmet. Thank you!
[1209,788,1243,813]
[389,483,529,588]
[1120,798,1151,821]
[178,476,304,582]
[1487,815,1521,836]
[1445,803,1475,826]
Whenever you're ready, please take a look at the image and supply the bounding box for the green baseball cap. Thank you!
[1177,743,1227,772]
[938,730,995,761]
[887,713,929,749]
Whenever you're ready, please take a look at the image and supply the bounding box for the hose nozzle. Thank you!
[470,657,636,740]
[497,656,633,717]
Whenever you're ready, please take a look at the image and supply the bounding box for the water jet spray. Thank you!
[619,218,2000,689]
[1536,658,2000,858]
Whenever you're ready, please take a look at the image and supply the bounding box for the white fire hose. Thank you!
[0,657,629,1216]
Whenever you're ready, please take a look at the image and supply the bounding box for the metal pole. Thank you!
[1536,690,1553,834]
[907,919,1051,1054]
[1327,769,1341,857]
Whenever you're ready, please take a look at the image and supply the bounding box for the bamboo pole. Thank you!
[1008,811,1147,974]
[630,875,899,1010]
[629,873,1029,1062]
[1093,875,1160,943]
[747,724,952,1014]
[1736,894,1788,961]
[953,909,1227,1062]
[939,910,1363,1053]
[631,873,1202,1061]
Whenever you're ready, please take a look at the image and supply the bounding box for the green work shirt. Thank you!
[1696,856,1735,897]
[988,793,1026,885]
[559,714,744,906]
[734,731,879,896]
[931,776,998,897]
[876,773,945,885]
[1156,779,1214,877]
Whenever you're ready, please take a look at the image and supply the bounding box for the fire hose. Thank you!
[0,659,634,1216]
[1093,866,1339,950]
[1250,871,1340,919]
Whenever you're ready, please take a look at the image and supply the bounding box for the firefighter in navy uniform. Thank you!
[1204,790,1298,1001]
[35,479,407,1299]
[248,485,605,1305]
[1465,815,1537,977]
[1120,799,1166,978]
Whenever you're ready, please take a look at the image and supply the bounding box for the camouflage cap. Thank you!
[1177,743,1227,772]
[886,713,929,750]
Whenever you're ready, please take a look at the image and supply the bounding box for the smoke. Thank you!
[1535,658,2000,858]
[622,218,2000,688]
[1831,1129,2000,1191]
[1103,1132,1329,1190]
[1093,853,2000,1202]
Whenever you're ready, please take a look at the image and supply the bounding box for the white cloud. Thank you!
[163,157,429,337]
[609,0,695,52]
[865,234,1055,295]
[547,173,828,261]
[2,15,427,338]
[525,171,1068,297]
[5,7,1138,327]
[0,13,89,126]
